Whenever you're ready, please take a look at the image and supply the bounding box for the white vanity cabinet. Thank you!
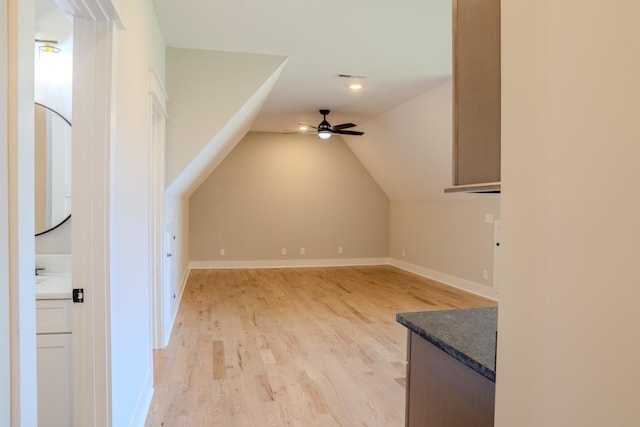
[36,298,72,427]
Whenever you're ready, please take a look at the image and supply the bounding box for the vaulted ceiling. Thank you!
[152,0,452,134]
[36,0,459,201]
[153,0,458,200]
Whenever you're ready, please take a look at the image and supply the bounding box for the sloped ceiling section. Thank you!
[344,79,455,200]
[165,48,287,196]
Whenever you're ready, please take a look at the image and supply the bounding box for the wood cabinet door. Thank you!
[452,0,501,187]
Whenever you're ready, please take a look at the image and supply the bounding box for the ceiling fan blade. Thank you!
[298,122,317,130]
[332,123,356,130]
[333,130,364,136]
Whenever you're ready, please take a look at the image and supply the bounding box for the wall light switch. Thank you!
[281,248,287,256]
[338,246,344,254]
[300,248,305,255]
[219,248,225,256]
[485,214,494,224]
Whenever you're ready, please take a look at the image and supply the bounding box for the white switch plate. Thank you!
[338,246,343,254]
[219,248,225,256]
[485,214,494,224]
[281,248,287,256]
[300,248,305,255]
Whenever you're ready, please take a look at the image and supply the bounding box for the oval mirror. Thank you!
[34,102,71,235]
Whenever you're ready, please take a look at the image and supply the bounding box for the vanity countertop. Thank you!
[36,274,72,300]
[396,307,498,381]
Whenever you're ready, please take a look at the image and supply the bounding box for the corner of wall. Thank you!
[390,258,498,301]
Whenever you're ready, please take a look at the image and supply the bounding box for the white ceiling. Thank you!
[152,0,453,133]
[35,0,72,45]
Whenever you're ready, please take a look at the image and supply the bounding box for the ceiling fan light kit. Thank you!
[318,130,332,140]
[314,109,364,140]
[284,110,364,139]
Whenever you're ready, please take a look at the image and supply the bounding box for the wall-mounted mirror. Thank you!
[35,102,71,235]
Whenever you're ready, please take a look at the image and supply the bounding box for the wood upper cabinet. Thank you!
[448,0,501,193]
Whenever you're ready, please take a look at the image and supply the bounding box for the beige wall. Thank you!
[346,81,500,299]
[190,131,389,263]
[390,198,499,297]
[347,80,454,200]
[496,1,640,425]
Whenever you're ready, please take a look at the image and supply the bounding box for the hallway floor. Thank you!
[144,266,496,426]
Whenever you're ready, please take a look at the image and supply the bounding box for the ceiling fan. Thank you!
[289,109,364,140]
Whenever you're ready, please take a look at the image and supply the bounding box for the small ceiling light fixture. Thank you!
[317,116,332,140]
[35,39,61,57]
[317,128,332,140]
[338,73,366,91]
[318,130,332,140]
[298,125,308,131]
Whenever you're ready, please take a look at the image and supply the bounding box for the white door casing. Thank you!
[149,67,169,350]
[3,0,38,426]
[60,1,122,426]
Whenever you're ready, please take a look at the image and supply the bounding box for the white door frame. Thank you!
[3,1,122,425]
[148,68,169,349]
[56,1,122,426]
[0,3,10,423]
[2,1,38,425]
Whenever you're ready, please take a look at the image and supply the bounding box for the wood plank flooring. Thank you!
[144,266,496,427]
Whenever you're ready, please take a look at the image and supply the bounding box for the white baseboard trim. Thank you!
[129,368,154,427]
[390,258,498,301]
[189,257,391,269]
[163,267,190,348]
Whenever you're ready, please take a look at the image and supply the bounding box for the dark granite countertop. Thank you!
[396,307,497,382]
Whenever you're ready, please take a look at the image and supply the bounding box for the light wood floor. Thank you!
[144,266,496,427]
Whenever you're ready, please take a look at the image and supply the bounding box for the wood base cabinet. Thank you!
[405,331,495,427]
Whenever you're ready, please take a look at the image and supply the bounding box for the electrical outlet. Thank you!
[300,247,305,255]
[281,248,287,256]
[219,248,225,256]
[402,249,406,257]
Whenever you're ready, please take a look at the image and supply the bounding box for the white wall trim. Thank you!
[0,3,12,424]
[54,0,124,28]
[190,257,392,270]
[127,369,154,427]
[390,258,498,301]
[6,0,38,425]
[149,67,169,115]
[71,13,117,427]
[148,67,168,350]
[164,267,190,347]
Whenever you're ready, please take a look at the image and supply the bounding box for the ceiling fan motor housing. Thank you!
[315,109,364,137]
[318,110,331,130]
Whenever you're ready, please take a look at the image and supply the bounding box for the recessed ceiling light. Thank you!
[349,83,362,90]
[338,73,367,79]
[298,125,308,131]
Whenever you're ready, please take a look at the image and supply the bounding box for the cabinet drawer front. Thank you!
[36,299,72,334]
